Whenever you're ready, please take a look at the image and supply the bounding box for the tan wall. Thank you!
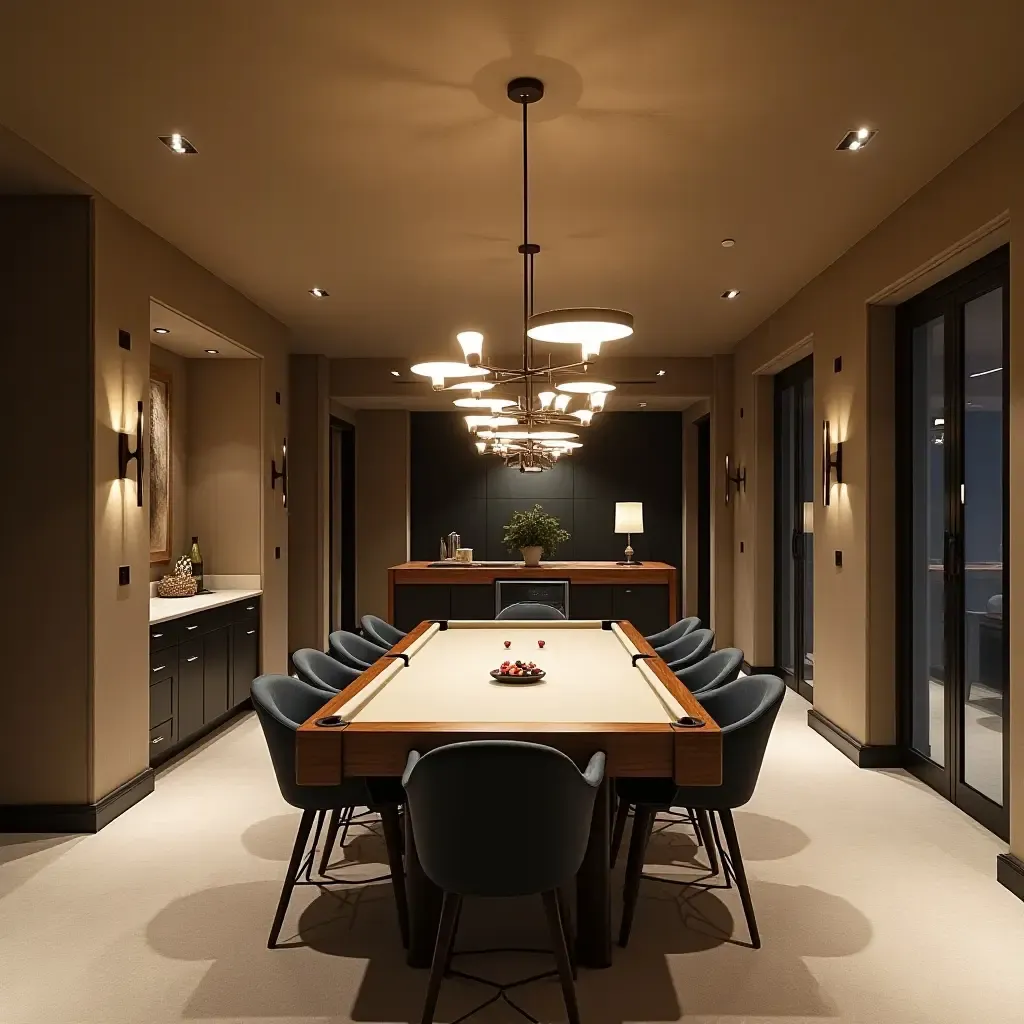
[729,101,1024,854]
[356,410,409,619]
[682,400,710,619]
[148,344,189,580]
[0,196,93,805]
[186,359,262,575]
[710,355,735,646]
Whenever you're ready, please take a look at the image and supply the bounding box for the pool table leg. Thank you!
[575,775,612,968]
[405,806,442,968]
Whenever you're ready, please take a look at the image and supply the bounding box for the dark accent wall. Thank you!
[410,411,682,571]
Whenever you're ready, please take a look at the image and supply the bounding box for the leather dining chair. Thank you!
[676,648,745,696]
[250,674,409,948]
[614,674,786,949]
[403,740,605,1024]
[495,602,566,621]
[645,616,700,649]
[292,648,360,694]
[658,628,715,671]
[329,630,388,671]
[361,614,406,649]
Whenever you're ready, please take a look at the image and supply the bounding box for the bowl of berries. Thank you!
[491,659,546,684]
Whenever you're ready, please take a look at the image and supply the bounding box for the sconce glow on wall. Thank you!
[270,438,288,509]
[725,454,746,505]
[822,420,843,505]
[117,400,144,507]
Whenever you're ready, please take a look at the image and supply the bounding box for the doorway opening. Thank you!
[329,417,356,633]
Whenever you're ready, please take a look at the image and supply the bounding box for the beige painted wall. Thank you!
[729,100,1024,855]
[356,410,409,620]
[149,344,188,581]
[682,400,710,619]
[710,355,735,647]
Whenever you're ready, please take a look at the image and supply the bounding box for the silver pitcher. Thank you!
[447,532,461,559]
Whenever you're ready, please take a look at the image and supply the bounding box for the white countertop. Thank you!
[150,589,262,624]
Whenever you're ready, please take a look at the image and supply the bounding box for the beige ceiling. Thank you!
[150,301,256,359]
[1,0,1023,359]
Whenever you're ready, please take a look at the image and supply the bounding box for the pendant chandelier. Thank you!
[410,76,634,472]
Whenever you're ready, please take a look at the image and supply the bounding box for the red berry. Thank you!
[538,640,545,648]
[504,640,511,649]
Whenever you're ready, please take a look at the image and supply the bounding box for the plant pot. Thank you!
[521,546,543,567]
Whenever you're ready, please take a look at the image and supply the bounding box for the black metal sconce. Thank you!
[822,420,843,505]
[271,438,288,509]
[725,453,746,505]
[117,400,144,507]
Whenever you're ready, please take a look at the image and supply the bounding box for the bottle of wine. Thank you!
[190,536,204,593]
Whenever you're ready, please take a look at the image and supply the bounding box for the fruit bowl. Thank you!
[490,659,546,685]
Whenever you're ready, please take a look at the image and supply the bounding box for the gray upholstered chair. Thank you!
[403,740,605,1024]
[495,601,566,621]
[329,630,388,671]
[292,648,360,694]
[646,616,700,649]
[676,648,744,696]
[659,628,715,671]
[614,675,786,949]
[251,674,408,948]
[362,614,406,648]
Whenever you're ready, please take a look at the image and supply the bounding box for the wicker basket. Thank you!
[157,574,198,598]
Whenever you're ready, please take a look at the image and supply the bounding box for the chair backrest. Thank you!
[292,648,360,693]
[251,674,365,810]
[328,630,388,670]
[660,628,715,668]
[361,614,406,648]
[697,674,785,808]
[403,740,605,897]
[646,616,700,649]
[676,648,744,695]
[495,602,566,621]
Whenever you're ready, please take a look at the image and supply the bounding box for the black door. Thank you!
[177,639,205,741]
[231,621,260,707]
[330,417,357,633]
[695,414,711,627]
[203,626,229,723]
[896,246,1009,838]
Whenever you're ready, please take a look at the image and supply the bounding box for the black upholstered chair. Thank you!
[403,740,605,1024]
[251,674,408,948]
[614,675,786,949]
[676,648,744,696]
[645,616,700,649]
[495,601,566,621]
[293,648,360,694]
[659,628,715,671]
[362,614,406,648]
[329,629,388,671]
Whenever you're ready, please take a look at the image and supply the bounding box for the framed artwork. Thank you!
[149,368,172,564]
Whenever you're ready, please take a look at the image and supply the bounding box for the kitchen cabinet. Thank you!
[230,620,260,708]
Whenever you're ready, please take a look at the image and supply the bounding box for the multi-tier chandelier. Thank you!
[410,77,634,472]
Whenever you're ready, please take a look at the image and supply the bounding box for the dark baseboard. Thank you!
[742,661,779,676]
[997,854,1024,902]
[0,768,154,834]
[807,709,903,769]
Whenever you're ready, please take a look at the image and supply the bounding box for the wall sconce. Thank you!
[117,400,144,507]
[822,420,843,505]
[725,454,746,505]
[271,437,288,509]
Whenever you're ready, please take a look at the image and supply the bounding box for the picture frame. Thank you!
[149,367,172,564]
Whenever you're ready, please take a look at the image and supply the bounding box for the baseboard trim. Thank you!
[0,768,154,834]
[997,854,1024,902]
[807,709,903,769]
[742,661,779,676]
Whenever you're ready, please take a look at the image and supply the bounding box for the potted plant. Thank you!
[502,504,571,567]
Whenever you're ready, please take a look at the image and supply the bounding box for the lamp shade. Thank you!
[614,501,644,534]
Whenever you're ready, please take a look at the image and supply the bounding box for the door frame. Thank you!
[329,417,356,633]
[895,244,1009,839]
[695,414,711,628]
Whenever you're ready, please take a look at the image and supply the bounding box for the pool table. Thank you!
[297,618,722,968]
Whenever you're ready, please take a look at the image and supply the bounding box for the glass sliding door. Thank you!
[774,356,814,701]
[897,246,1008,838]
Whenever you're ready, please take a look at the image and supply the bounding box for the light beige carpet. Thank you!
[2,688,1023,1024]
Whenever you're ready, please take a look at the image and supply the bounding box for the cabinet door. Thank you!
[203,626,229,723]
[612,585,669,637]
[177,640,205,741]
[394,585,451,632]
[231,621,260,707]
[449,584,495,621]
[569,584,613,621]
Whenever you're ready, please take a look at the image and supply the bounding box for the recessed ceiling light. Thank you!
[153,327,170,335]
[638,402,648,409]
[720,238,736,248]
[204,348,219,355]
[721,289,741,300]
[159,133,197,155]
[309,287,329,298]
[656,369,666,377]
[390,370,401,377]
[837,128,877,151]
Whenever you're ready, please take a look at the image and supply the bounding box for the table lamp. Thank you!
[615,501,644,565]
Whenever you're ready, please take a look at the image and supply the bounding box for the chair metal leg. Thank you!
[610,798,630,868]
[268,808,316,948]
[695,809,719,875]
[555,885,576,979]
[618,805,655,948]
[319,807,347,875]
[718,809,760,948]
[542,890,581,1024]
[688,808,703,846]
[421,891,461,1024]
[379,804,410,949]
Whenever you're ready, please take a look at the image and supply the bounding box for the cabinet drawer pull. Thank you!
[245,605,255,611]
[186,656,199,663]
[185,624,199,631]
[151,632,164,639]
[152,665,166,673]
[246,629,256,635]
[151,735,166,745]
